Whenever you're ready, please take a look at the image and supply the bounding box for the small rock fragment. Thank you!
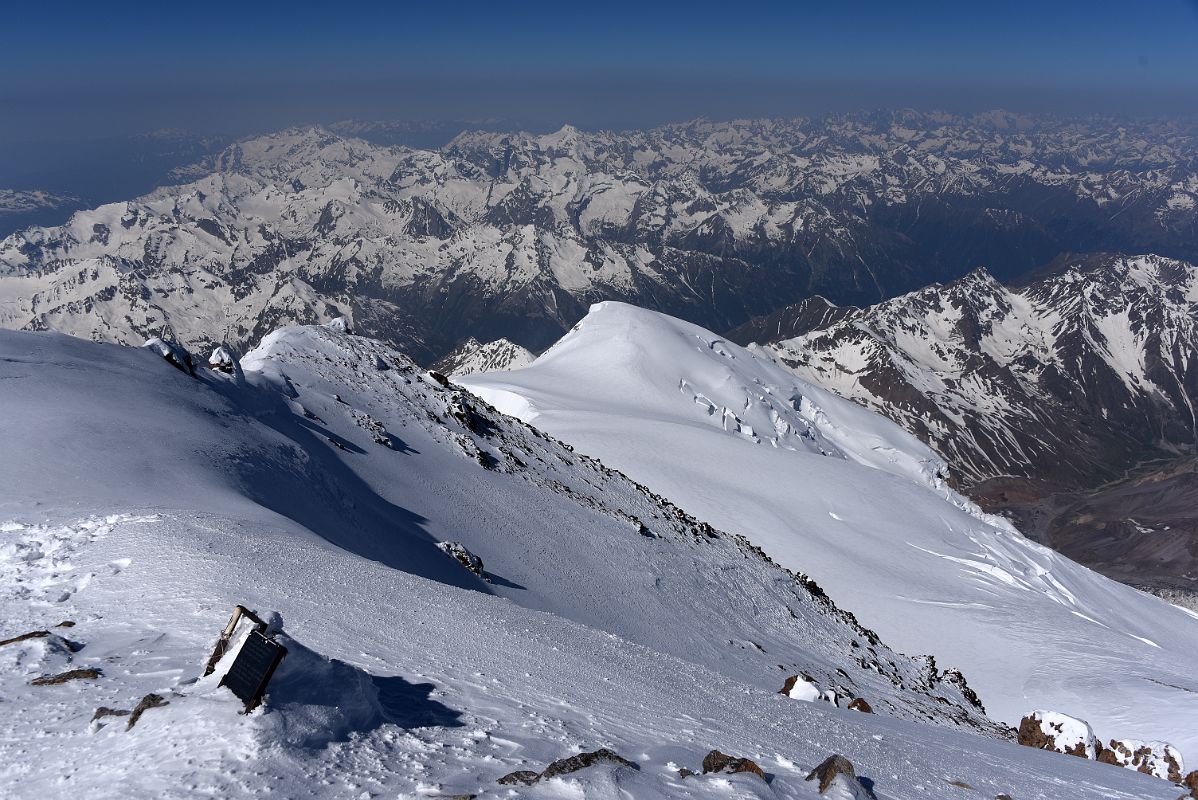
[208,346,237,373]
[31,667,102,685]
[91,707,131,722]
[702,749,767,781]
[127,693,169,729]
[847,697,873,713]
[541,748,638,779]
[0,630,50,647]
[496,770,539,786]
[806,754,865,795]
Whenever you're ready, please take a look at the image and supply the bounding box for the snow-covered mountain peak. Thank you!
[462,303,1198,758]
[504,301,955,491]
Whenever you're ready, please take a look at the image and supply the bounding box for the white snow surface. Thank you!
[462,301,1198,761]
[0,325,1183,799]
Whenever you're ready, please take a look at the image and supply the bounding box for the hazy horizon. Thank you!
[5,0,1198,145]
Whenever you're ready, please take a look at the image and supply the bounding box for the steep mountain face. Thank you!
[461,301,1198,759]
[2,112,1196,362]
[745,253,1198,592]
[433,336,537,377]
[755,254,1198,488]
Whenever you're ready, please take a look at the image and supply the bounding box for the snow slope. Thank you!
[0,325,1183,799]
[462,301,1198,761]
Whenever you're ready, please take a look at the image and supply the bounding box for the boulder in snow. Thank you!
[1095,738,1184,782]
[780,672,840,705]
[847,697,873,713]
[541,748,639,779]
[207,346,237,373]
[805,754,874,797]
[436,541,486,580]
[143,337,194,376]
[496,748,638,786]
[701,749,767,781]
[496,770,539,786]
[322,317,351,334]
[1017,711,1097,759]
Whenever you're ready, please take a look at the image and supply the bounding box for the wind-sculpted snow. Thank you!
[2,112,1197,363]
[0,325,1190,797]
[461,301,1198,762]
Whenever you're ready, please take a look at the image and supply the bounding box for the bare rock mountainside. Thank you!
[741,253,1198,595]
[2,112,1197,362]
[433,336,537,377]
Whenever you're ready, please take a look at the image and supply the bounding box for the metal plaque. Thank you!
[219,630,287,712]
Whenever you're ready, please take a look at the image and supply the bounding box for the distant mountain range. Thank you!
[2,111,1196,363]
[740,253,1198,594]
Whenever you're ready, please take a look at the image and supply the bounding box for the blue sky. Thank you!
[3,0,1197,140]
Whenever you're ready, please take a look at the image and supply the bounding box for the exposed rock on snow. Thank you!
[207,346,237,373]
[847,697,873,713]
[541,748,639,779]
[805,754,873,797]
[700,749,767,781]
[30,667,102,686]
[125,693,170,730]
[1096,739,1184,783]
[435,541,486,580]
[143,337,194,375]
[780,672,841,705]
[1018,711,1097,759]
[495,748,639,786]
[496,769,539,786]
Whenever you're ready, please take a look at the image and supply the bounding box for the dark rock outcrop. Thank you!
[30,667,102,685]
[496,748,638,786]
